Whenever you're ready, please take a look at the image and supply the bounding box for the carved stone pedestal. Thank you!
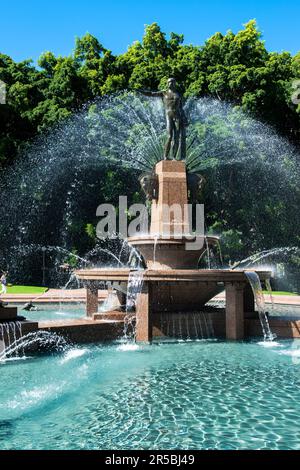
[136,283,152,343]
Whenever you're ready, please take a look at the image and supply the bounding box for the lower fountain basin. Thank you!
[76,268,271,312]
[128,235,219,269]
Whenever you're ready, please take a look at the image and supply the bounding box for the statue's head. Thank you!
[167,77,176,91]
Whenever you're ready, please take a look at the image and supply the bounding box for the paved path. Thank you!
[39,318,122,328]
[1,289,300,306]
[0,289,107,303]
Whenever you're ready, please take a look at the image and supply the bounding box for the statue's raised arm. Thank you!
[137,89,164,98]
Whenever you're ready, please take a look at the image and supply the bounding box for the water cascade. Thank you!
[124,270,145,339]
[0,322,23,357]
[156,311,215,340]
[245,271,276,341]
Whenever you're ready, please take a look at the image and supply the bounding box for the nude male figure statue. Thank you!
[139,78,187,160]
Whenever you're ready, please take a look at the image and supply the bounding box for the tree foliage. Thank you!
[1,21,299,168]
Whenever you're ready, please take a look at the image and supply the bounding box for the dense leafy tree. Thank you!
[1,20,299,170]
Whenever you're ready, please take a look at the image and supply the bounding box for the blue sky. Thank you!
[1,0,299,63]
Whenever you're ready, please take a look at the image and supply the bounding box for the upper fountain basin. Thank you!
[128,234,219,270]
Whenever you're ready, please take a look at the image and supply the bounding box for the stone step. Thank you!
[93,311,126,321]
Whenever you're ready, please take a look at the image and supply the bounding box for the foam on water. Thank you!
[279,349,300,357]
[60,348,88,363]
[6,384,63,411]
[257,341,282,348]
[117,344,140,352]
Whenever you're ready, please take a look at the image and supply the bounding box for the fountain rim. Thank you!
[75,268,272,283]
[127,234,220,245]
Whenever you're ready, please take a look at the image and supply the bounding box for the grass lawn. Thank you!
[5,285,48,295]
[3,286,298,296]
[263,291,298,296]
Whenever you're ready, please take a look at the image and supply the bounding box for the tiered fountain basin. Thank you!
[75,161,276,342]
[128,235,219,270]
[75,268,273,342]
[127,233,222,313]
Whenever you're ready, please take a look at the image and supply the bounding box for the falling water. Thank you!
[153,236,158,268]
[125,270,145,312]
[123,270,145,339]
[0,324,6,355]
[118,239,127,267]
[265,278,275,314]
[0,321,25,359]
[245,271,276,342]
[0,323,13,353]
[158,311,215,340]
[205,236,211,270]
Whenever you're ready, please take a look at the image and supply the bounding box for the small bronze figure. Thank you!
[139,172,159,201]
[187,173,207,204]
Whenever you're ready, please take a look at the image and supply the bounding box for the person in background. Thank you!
[23,301,38,312]
[0,272,8,295]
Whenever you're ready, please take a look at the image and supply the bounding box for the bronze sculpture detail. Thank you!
[139,172,158,201]
[139,78,187,161]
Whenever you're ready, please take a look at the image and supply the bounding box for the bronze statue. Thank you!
[139,172,158,201]
[187,173,207,204]
[139,78,187,160]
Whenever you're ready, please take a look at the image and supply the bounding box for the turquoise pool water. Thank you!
[19,302,300,322]
[1,339,300,450]
[18,304,85,321]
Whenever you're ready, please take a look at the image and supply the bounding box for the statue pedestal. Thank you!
[129,160,218,270]
[150,160,190,236]
[127,160,221,311]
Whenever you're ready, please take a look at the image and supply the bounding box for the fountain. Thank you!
[1,76,300,451]
[75,79,272,343]
[0,89,299,289]
[1,82,298,345]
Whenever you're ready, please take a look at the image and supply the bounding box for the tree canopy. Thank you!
[1,21,300,168]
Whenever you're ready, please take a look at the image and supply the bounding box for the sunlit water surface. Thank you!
[1,339,300,450]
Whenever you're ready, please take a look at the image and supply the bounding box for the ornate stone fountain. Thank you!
[75,79,272,342]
